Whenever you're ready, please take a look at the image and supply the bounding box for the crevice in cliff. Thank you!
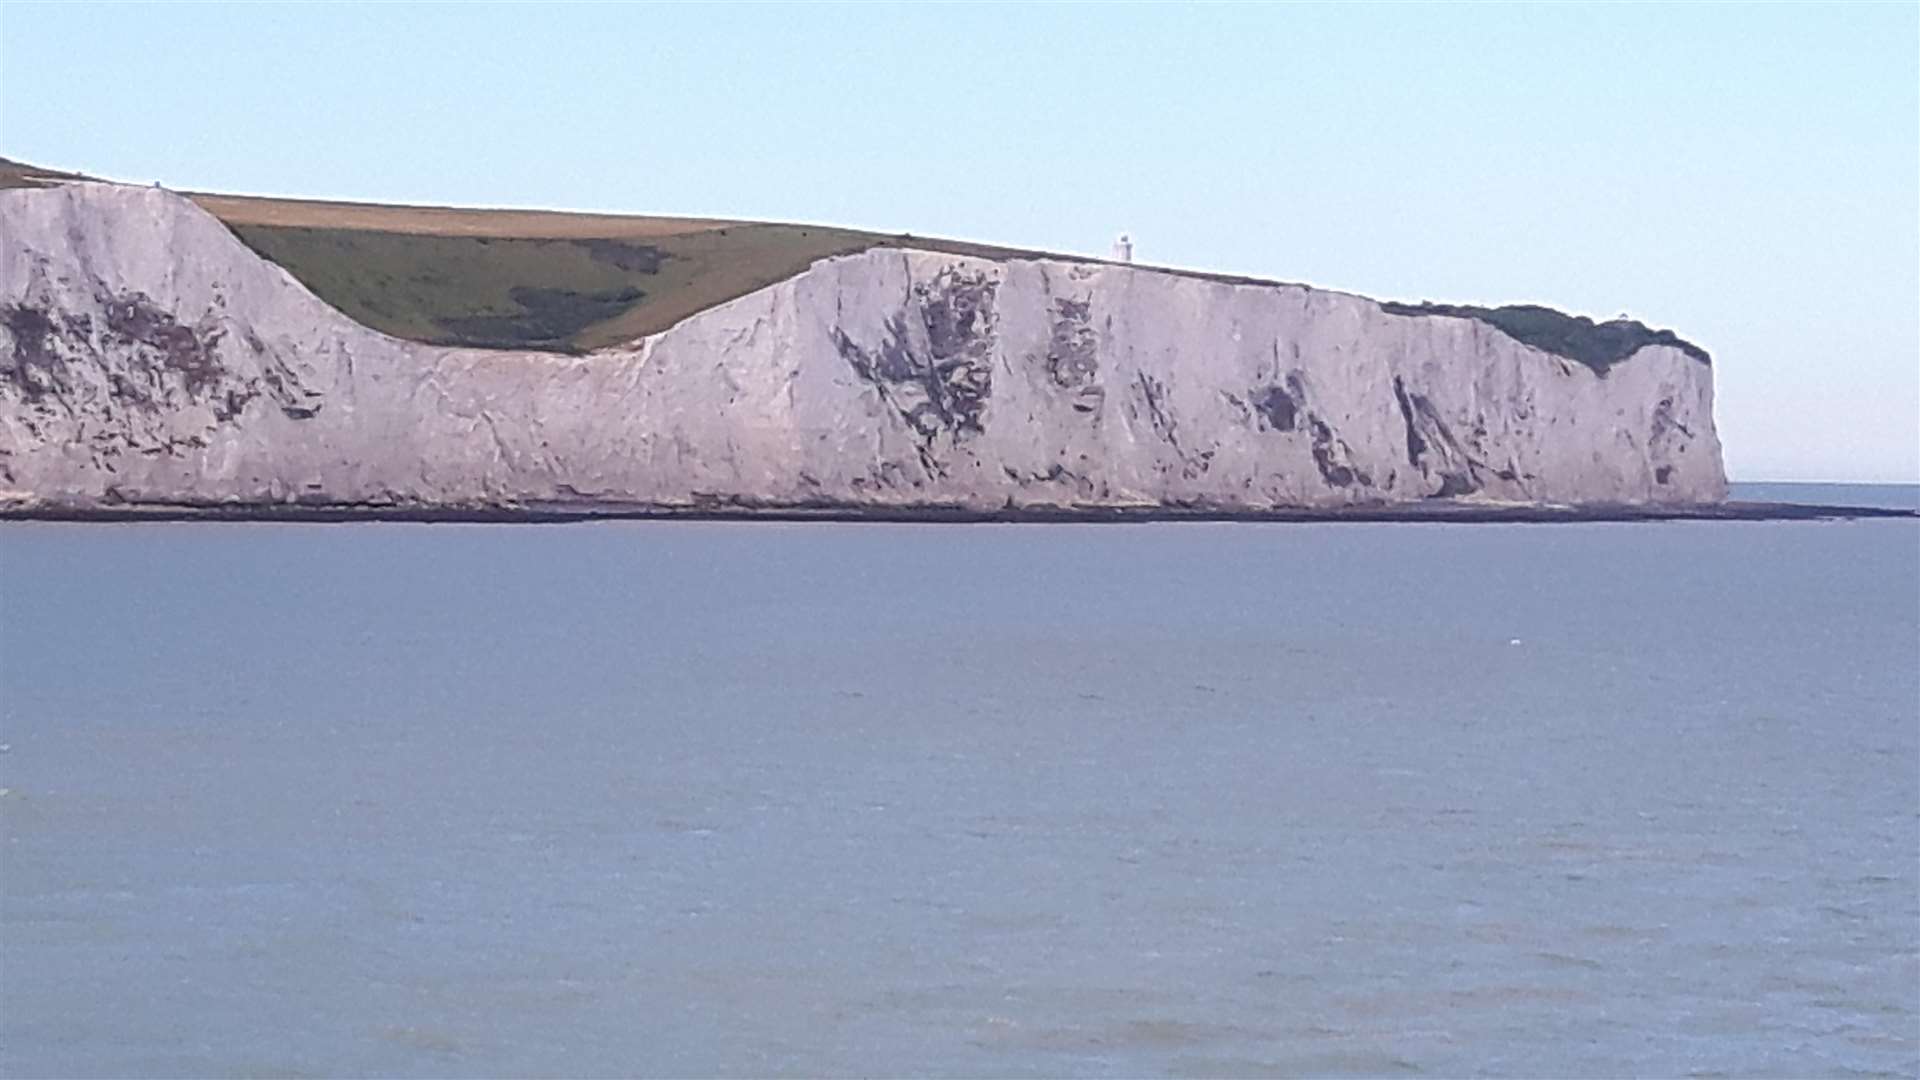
[1306,415,1371,489]
[1134,372,1179,450]
[1393,375,1482,497]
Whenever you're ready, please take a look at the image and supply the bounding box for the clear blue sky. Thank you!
[2,2,1914,481]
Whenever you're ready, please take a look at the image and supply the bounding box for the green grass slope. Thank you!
[196,194,1097,352]
[226,222,880,351]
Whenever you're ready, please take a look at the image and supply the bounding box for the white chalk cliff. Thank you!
[0,181,1726,514]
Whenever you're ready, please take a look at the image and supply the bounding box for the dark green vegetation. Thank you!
[1378,301,1709,373]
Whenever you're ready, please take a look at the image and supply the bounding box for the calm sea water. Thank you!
[2,502,1916,1077]
[1731,481,1920,511]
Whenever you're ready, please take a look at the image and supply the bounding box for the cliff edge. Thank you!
[0,179,1726,516]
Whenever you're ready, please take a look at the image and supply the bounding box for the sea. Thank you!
[1,482,1915,1078]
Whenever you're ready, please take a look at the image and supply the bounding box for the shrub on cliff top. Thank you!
[1378,301,1710,374]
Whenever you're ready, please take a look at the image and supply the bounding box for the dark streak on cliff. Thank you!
[831,269,998,480]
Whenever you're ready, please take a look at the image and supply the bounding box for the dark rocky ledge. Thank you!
[3,500,1911,526]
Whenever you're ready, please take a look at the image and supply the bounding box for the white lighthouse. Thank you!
[1111,233,1133,263]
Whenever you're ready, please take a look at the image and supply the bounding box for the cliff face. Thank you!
[0,181,1725,514]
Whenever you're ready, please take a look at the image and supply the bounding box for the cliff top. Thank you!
[0,157,1707,370]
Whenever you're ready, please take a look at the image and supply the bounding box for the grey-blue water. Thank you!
[1731,481,1919,511]
[3,505,1916,1077]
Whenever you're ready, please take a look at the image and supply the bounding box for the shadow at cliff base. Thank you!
[2,501,1914,526]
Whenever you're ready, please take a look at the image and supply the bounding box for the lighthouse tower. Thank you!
[1111,233,1133,263]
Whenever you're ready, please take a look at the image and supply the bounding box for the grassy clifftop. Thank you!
[220,217,879,352]
[191,189,1069,352]
[2,158,1708,366]
[195,189,887,351]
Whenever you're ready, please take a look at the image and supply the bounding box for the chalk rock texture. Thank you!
[0,181,1726,513]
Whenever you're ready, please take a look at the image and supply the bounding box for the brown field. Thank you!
[0,157,83,190]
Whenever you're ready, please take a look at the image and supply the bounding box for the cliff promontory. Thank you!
[0,171,1726,517]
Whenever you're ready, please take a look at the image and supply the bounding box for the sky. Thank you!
[2,2,1914,481]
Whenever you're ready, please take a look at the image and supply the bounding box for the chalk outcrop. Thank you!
[0,181,1725,515]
